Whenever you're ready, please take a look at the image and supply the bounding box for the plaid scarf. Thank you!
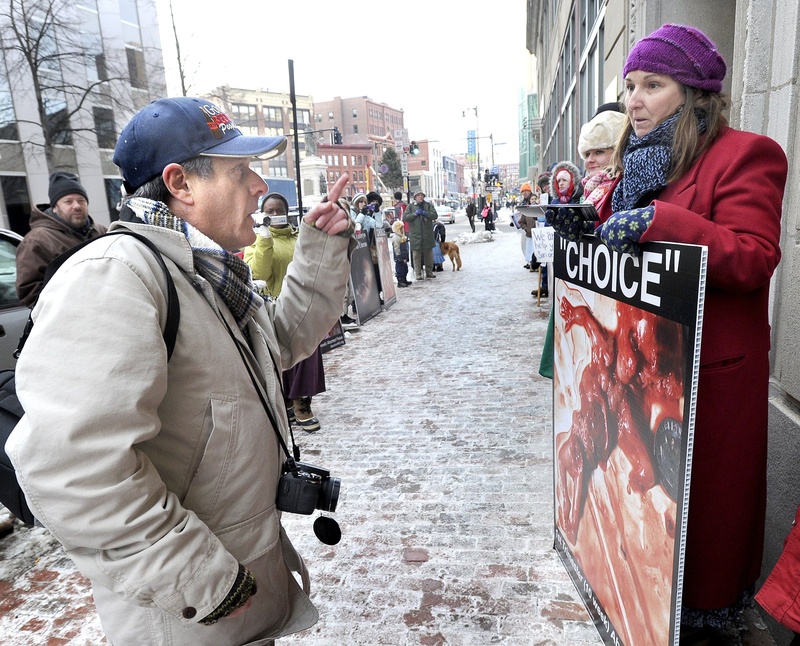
[125,198,263,331]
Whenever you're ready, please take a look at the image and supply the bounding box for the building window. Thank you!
[296,109,311,130]
[267,153,288,177]
[0,70,19,141]
[232,103,259,135]
[357,155,362,165]
[0,175,31,236]
[328,111,334,121]
[126,47,146,89]
[93,106,116,149]
[42,89,72,145]
[105,177,123,222]
[352,109,357,118]
[263,106,282,125]
[353,125,358,134]
[315,113,322,122]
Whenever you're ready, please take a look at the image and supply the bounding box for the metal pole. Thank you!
[288,60,303,215]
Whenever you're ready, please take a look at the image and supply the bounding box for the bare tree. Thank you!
[167,0,187,96]
[0,0,162,169]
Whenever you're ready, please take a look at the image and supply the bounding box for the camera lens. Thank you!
[318,476,340,513]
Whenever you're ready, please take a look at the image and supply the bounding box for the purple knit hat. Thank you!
[623,24,727,93]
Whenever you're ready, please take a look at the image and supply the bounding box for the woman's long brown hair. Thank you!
[611,87,730,183]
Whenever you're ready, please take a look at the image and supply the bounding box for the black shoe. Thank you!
[679,625,742,645]
[523,263,530,269]
[340,314,356,325]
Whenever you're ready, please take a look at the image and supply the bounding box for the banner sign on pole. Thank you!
[552,235,707,646]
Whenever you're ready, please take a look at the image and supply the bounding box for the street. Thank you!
[0,212,777,645]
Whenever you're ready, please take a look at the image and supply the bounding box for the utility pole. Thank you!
[288,60,303,216]
[463,107,483,208]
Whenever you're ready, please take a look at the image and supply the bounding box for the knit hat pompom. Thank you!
[49,171,88,207]
[578,111,628,159]
[624,24,727,93]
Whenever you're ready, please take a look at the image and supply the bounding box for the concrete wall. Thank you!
[732,0,800,642]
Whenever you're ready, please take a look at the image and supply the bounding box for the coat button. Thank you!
[182,607,197,619]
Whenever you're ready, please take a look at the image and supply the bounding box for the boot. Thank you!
[292,397,321,433]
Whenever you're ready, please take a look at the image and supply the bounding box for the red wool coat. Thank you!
[598,125,788,609]
[756,504,800,632]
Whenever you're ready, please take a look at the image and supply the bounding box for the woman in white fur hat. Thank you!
[578,109,627,208]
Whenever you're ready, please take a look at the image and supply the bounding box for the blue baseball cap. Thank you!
[113,97,287,190]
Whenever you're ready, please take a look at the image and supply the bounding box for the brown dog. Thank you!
[439,241,462,271]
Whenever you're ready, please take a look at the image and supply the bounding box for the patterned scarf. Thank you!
[125,197,263,331]
[612,110,709,212]
[611,112,680,212]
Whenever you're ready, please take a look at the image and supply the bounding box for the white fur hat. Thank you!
[578,110,628,159]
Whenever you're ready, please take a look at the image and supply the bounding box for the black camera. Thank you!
[276,460,340,515]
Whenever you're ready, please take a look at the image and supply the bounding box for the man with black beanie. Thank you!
[16,171,106,306]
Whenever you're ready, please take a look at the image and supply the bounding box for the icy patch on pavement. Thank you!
[456,231,495,244]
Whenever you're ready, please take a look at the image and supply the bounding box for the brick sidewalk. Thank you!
[0,220,778,645]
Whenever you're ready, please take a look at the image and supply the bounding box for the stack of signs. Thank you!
[552,234,707,646]
[374,228,397,310]
[350,231,382,325]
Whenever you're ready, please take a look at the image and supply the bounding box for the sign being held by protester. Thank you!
[552,234,707,646]
[531,226,554,262]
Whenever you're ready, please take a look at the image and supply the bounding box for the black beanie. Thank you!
[49,171,88,207]
[366,191,383,206]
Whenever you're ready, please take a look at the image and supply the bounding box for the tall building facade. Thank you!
[527,2,800,642]
[313,96,404,153]
[204,86,315,185]
[0,0,167,231]
[316,143,373,198]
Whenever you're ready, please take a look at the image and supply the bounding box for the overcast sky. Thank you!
[156,0,532,166]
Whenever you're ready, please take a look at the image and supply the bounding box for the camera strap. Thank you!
[219,310,301,463]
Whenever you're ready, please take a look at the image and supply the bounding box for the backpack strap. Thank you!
[15,230,180,361]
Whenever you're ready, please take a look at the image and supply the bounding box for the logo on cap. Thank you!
[199,103,239,140]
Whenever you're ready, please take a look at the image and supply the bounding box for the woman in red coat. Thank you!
[551,24,788,643]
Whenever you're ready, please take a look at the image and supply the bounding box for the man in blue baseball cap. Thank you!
[8,97,355,645]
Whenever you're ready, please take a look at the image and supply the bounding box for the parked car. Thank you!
[435,204,455,224]
[0,229,27,371]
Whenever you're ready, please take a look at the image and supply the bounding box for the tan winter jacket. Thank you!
[8,216,352,645]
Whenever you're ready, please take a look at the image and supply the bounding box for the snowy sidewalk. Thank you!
[0,221,778,644]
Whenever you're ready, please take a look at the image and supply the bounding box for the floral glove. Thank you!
[546,207,595,242]
[596,205,655,256]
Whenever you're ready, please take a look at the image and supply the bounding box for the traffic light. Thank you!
[332,127,342,144]
[409,141,420,155]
